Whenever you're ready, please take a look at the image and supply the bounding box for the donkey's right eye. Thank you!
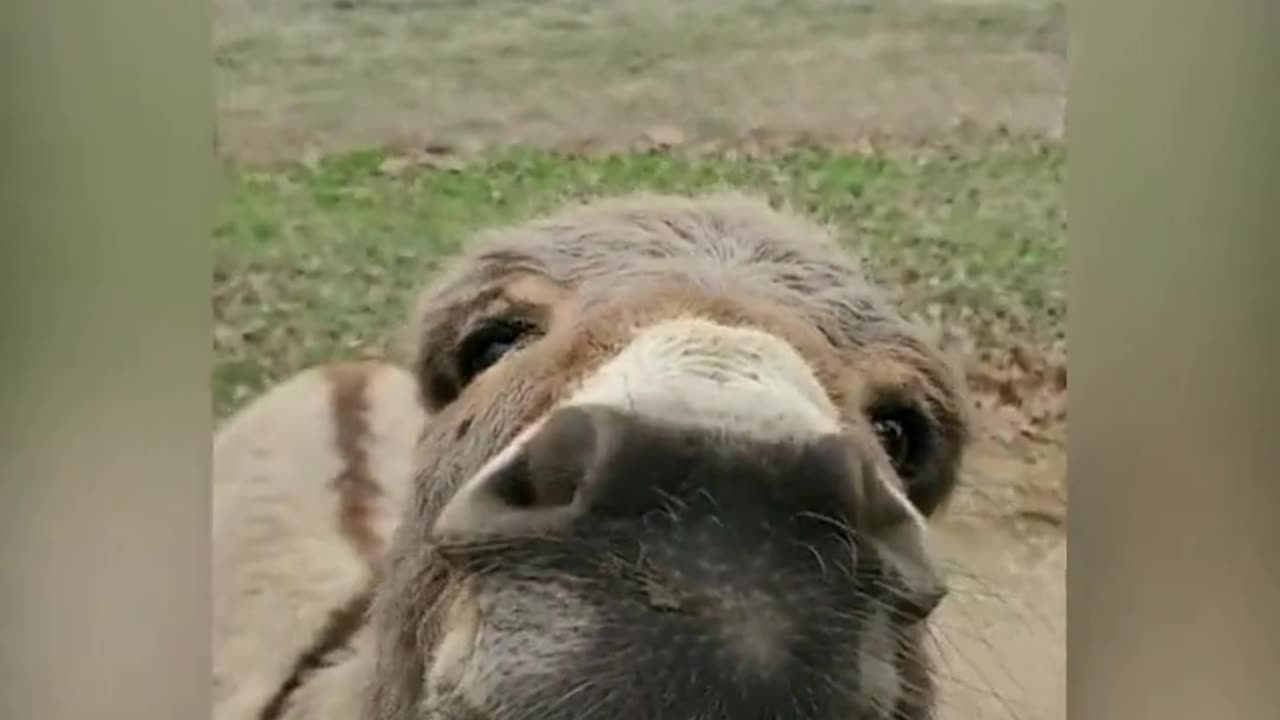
[456,318,536,386]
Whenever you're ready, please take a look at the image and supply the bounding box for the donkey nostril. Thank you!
[486,451,578,510]
[433,406,614,540]
[510,406,603,509]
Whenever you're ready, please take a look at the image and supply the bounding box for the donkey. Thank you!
[213,193,970,720]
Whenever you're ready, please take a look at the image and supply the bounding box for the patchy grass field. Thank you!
[214,140,1064,418]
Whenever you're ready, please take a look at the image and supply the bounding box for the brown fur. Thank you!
[326,363,387,570]
[370,193,969,720]
[213,193,972,720]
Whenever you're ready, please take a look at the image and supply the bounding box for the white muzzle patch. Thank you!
[563,317,841,441]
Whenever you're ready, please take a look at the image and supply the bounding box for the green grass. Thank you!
[213,141,1064,417]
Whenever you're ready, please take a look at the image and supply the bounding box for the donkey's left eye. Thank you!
[456,319,536,386]
[873,416,909,467]
[869,404,930,477]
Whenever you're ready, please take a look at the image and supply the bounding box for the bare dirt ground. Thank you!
[214,0,1066,163]
[214,1,1067,717]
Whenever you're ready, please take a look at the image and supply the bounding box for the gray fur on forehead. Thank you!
[419,192,914,347]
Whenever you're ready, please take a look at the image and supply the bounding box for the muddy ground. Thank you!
[214,1,1067,718]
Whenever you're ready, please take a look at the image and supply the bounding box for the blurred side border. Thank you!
[1068,0,1280,716]
[1,0,213,718]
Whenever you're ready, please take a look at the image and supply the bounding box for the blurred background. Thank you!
[212,2,1067,718]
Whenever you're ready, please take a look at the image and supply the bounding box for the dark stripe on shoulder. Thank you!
[257,589,374,720]
[326,362,385,569]
[258,363,387,720]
